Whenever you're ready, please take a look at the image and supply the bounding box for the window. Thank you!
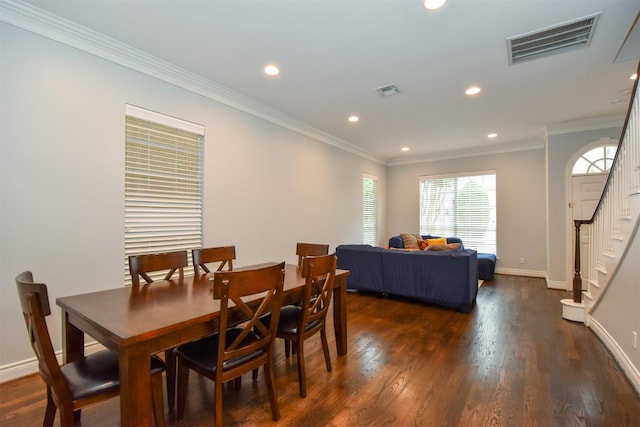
[572,144,617,175]
[419,171,496,253]
[362,174,378,246]
[124,105,204,284]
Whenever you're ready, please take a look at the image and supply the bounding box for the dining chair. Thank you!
[296,242,329,268]
[173,262,285,427]
[275,253,337,398]
[128,250,188,286]
[128,249,188,411]
[15,271,166,427]
[192,245,235,275]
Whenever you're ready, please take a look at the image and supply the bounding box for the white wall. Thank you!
[591,222,640,388]
[0,23,386,378]
[387,149,547,275]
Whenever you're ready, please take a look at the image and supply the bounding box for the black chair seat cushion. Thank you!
[274,305,321,335]
[61,350,165,400]
[174,328,263,374]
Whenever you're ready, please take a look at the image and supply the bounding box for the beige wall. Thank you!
[0,23,386,377]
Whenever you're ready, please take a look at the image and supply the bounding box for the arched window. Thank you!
[572,144,617,175]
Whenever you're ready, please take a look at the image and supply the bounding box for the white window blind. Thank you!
[419,171,496,254]
[362,174,378,246]
[124,105,204,284]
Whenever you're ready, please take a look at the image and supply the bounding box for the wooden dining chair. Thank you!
[128,249,188,411]
[296,242,329,268]
[128,250,188,286]
[15,271,166,427]
[275,253,337,398]
[192,245,235,275]
[173,262,285,427]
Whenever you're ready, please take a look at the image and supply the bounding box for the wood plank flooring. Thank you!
[1,275,639,426]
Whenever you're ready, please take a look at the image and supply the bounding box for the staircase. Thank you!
[564,62,640,323]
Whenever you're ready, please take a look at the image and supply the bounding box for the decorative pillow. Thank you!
[400,233,420,250]
[426,243,461,251]
[426,237,447,246]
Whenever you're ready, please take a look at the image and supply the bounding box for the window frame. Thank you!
[124,104,204,285]
[419,170,496,254]
[362,173,378,246]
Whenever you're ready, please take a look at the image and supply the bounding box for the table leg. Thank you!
[61,310,84,364]
[119,347,153,427]
[333,275,348,356]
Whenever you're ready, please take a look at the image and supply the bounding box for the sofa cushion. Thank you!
[426,237,447,246]
[426,243,461,251]
[400,233,420,250]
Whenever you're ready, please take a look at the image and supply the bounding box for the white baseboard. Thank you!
[0,342,105,384]
[495,267,547,278]
[546,280,569,290]
[588,316,640,396]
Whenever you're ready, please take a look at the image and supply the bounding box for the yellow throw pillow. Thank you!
[400,233,420,250]
[426,237,447,246]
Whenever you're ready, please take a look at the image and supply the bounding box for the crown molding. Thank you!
[386,139,545,167]
[544,114,626,136]
[0,0,385,164]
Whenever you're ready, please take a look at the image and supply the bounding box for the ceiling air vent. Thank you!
[375,84,401,96]
[507,12,600,65]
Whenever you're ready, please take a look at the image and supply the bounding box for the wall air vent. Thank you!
[507,13,600,65]
[375,84,401,96]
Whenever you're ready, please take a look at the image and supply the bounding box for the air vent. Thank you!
[375,84,401,96]
[507,13,600,65]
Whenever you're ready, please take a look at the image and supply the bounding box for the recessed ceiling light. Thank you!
[401,147,410,152]
[348,115,360,123]
[631,73,638,80]
[487,133,498,139]
[264,65,279,76]
[424,0,447,10]
[465,86,481,95]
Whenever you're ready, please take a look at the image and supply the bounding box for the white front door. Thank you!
[571,173,607,288]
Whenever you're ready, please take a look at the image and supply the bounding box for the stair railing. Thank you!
[572,61,640,304]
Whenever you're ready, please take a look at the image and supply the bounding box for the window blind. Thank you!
[419,171,496,253]
[124,106,203,284]
[362,174,378,246]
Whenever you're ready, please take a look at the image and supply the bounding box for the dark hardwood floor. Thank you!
[2,275,639,426]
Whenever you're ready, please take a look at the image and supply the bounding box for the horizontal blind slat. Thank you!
[124,112,203,286]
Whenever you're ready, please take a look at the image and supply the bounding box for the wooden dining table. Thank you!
[56,263,349,427]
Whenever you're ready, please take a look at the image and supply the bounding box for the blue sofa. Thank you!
[388,234,496,281]
[335,243,478,313]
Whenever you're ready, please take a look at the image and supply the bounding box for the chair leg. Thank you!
[284,339,291,358]
[164,349,176,411]
[58,405,75,427]
[320,326,332,372]
[214,379,224,427]
[263,356,280,421]
[176,361,190,421]
[295,340,307,398]
[43,387,56,427]
[151,373,165,427]
[252,367,259,380]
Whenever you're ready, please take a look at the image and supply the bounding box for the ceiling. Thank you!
[19,0,640,165]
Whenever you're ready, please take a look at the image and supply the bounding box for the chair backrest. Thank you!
[300,254,337,330]
[212,262,285,368]
[15,271,71,401]
[192,246,236,275]
[296,242,329,268]
[128,250,188,286]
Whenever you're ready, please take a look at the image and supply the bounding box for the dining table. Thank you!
[56,263,349,427]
